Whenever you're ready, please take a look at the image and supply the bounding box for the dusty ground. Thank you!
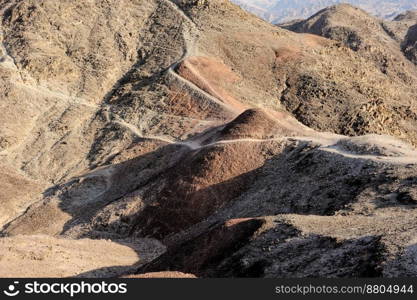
[0,235,165,278]
[0,0,417,278]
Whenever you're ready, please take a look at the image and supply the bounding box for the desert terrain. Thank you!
[0,0,417,278]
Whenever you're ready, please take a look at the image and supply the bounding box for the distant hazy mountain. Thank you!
[231,0,417,23]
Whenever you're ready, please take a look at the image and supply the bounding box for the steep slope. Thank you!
[281,5,416,76]
[279,4,417,145]
[383,10,417,43]
[385,10,417,66]
[403,24,417,65]
[0,0,417,278]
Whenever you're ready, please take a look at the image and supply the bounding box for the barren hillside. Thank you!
[0,0,417,278]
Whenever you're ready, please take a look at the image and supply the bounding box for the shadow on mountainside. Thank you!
[135,219,386,278]
[43,132,417,277]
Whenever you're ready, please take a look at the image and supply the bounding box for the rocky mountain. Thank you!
[232,0,417,23]
[1,0,417,278]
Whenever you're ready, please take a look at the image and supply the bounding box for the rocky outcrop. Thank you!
[1,0,417,278]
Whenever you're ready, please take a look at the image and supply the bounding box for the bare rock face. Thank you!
[138,219,386,278]
[1,0,417,278]
[403,24,417,65]
[279,4,417,146]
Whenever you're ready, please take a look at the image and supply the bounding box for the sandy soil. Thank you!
[0,235,165,278]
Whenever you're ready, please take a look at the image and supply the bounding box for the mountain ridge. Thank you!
[232,0,417,23]
[0,0,417,278]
